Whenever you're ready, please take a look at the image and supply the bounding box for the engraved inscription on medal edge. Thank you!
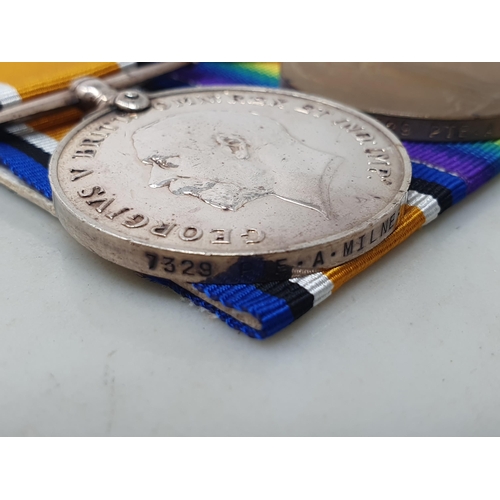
[382,117,495,141]
[71,174,400,272]
[56,89,406,280]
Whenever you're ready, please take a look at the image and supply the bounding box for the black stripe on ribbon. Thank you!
[254,281,315,320]
[410,178,453,213]
[0,128,50,168]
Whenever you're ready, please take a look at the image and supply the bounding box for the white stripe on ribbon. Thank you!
[5,123,59,155]
[287,188,442,307]
[290,272,333,307]
[0,82,21,108]
[407,190,440,225]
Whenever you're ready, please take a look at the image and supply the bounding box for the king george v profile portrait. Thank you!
[132,110,344,219]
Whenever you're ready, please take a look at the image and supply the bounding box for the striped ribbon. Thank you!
[1,62,499,339]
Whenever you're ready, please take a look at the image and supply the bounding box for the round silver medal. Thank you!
[50,87,412,284]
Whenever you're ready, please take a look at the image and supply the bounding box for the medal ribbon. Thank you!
[1,62,499,339]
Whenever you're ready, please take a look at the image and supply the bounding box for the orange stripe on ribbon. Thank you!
[0,62,121,100]
[324,205,426,289]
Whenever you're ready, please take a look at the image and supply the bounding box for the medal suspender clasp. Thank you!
[0,62,189,125]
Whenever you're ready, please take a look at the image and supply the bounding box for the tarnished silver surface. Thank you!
[50,87,412,284]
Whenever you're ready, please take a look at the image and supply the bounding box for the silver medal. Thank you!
[49,86,412,283]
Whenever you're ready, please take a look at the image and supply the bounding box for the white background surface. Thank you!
[0,174,499,436]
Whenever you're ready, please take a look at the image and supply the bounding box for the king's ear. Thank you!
[215,133,249,160]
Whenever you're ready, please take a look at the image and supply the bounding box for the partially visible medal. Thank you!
[282,62,500,141]
[1,66,412,284]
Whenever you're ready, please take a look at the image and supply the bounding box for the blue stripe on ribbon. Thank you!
[0,142,52,199]
[194,282,295,337]
[411,161,467,205]
[146,276,285,340]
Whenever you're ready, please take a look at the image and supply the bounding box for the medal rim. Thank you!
[50,86,412,258]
